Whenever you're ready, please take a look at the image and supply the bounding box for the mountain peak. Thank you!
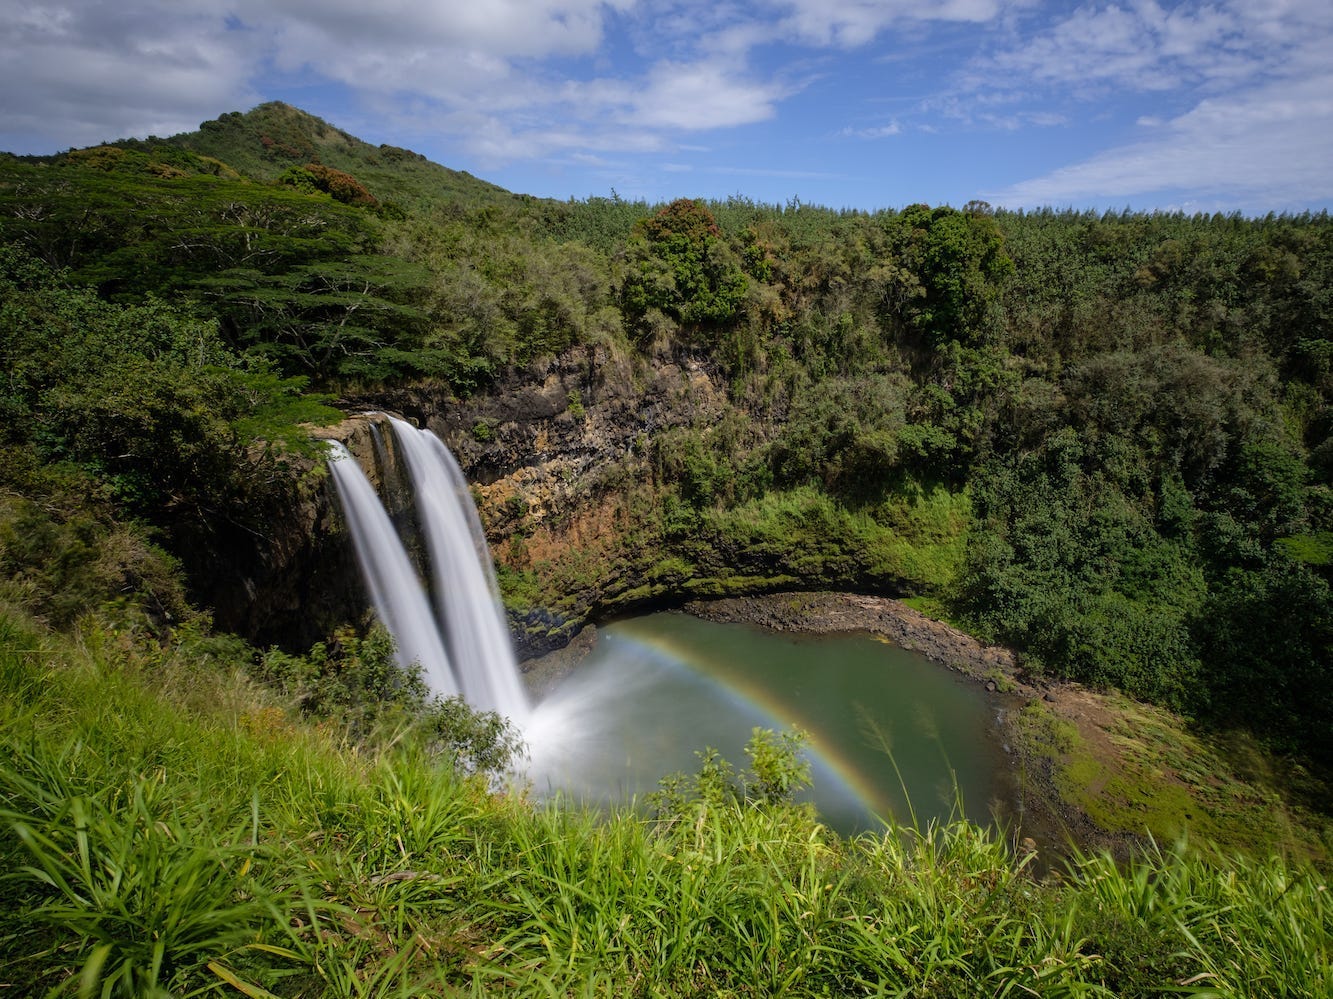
[136,102,516,211]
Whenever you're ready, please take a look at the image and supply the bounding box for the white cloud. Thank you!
[232,0,639,113]
[775,0,1006,48]
[956,1,1333,209]
[987,72,1333,209]
[418,103,666,164]
[980,0,1332,96]
[240,0,625,61]
[415,56,789,164]
[978,109,1065,130]
[0,1,256,149]
[840,121,902,138]
[627,60,791,129]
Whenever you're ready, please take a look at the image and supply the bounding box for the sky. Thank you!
[3,1,1332,214]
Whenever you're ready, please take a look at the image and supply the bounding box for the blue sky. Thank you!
[3,1,1331,214]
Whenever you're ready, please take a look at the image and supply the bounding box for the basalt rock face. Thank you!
[192,463,357,651]
[201,414,415,652]
[360,345,730,537]
[341,347,739,657]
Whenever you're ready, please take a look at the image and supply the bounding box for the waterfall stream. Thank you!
[389,418,528,721]
[325,441,459,698]
[326,425,527,722]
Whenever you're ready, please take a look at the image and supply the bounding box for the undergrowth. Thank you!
[0,606,1328,997]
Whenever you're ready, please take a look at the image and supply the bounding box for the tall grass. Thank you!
[0,753,310,997]
[0,605,1328,997]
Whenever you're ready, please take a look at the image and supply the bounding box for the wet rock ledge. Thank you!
[683,591,1024,689]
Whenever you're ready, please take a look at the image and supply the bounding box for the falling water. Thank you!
[324,442,459,697]
[389,417,529,722]
[368,420,389,469]
[325,424,528,723]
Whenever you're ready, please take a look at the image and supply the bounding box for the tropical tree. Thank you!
[621,198,748,339]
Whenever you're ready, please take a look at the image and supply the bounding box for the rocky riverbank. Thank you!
[682,591,1025,689]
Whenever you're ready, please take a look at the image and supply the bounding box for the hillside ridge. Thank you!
[89,100,518,212]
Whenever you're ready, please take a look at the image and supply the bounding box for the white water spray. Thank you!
[325,441,459,698]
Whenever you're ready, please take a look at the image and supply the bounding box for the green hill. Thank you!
[2,121,1330,774]
[113,101,517,212]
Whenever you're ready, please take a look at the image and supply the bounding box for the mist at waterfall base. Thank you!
[328,423,1010,833]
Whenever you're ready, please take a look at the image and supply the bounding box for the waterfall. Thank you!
[326,424,528,723]
[325,442,459,698]
[388,418,528,721]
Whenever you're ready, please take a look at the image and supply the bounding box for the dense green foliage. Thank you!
[4,103,1330,774]
[622,198,749,336]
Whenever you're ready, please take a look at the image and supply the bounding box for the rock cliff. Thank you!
[210,344,926,660]
[345,346,743,656]
[202,346,737,657]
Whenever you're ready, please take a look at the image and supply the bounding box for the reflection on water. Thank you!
[521,613,1013,835]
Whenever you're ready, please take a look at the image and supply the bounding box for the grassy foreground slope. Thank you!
[1,603,1329,998]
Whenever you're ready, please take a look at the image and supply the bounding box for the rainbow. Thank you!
[607,621,900,830]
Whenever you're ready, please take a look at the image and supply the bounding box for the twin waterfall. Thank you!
[326,418,528,722]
